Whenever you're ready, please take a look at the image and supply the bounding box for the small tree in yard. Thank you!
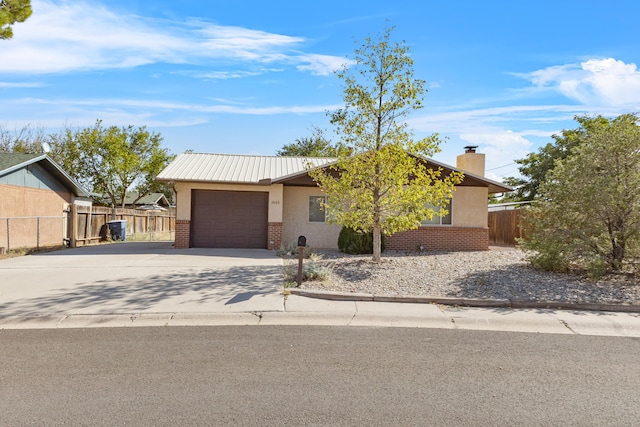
[310,26,462,262]
[520,113,640,275]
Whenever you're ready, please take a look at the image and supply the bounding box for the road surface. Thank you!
[1,326,639,426]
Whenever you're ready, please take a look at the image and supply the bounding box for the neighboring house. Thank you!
[156,148,512,252]
[123,192,171,210]
[0,153,91,250]
[92,192,171,209]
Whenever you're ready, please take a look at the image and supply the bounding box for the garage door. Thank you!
[191,190,268,248]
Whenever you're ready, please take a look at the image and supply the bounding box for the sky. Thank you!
[2,0,640,182]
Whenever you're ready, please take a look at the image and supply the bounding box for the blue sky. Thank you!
[2,0,640,181]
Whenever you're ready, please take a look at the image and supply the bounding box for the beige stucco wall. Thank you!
[174,182,284,222]
[0,184,72,218]
[451,186,488,228]
[0,184,72,248]
[173,180,487,249]
[282,186,341,249]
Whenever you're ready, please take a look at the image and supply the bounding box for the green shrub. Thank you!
[338,227,385,255]
[302,263,331,281]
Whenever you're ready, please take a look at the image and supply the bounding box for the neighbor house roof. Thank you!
[156,153,335,184]
[0,153,91,198]
[124,192,170,206]
[157,152,512,194]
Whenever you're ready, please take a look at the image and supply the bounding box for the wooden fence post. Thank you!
[70,204,78,248]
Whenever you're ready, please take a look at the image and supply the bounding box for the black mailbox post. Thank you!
[296,235,306,287]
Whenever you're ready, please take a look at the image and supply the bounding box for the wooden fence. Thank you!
[488,209,528,246]
[71,205,175,247]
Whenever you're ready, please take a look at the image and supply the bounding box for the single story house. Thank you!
[0,153,91,250]
[156,147,512,252]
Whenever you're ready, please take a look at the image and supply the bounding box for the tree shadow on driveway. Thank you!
[0,265,284,316]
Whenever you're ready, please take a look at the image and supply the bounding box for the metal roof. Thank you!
[156,152,513,194]
[156,153,336,184]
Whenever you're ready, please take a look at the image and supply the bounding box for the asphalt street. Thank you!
[1,326,639,426]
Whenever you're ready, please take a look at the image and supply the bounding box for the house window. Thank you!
[421,200,452,226]
[309,196,327,223]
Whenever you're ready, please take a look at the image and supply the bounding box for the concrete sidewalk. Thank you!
[2,294,639,337]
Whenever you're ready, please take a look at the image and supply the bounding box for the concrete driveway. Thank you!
[0,242,285,316]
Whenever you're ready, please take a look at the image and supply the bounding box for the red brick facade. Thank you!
[175,220,190,249]
[386,226,489,252]
[268,222,283,250]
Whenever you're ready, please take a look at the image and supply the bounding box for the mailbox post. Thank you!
[296,235,307,287]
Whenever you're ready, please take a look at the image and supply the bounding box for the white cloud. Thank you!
[521,58,640,107]
[1,0,346,76]
[459,128,533,181]
[6,96,341,116]
[296,54,351,76]
[196,24,303,61]
[192,70,267,80]
[0,82,44,88]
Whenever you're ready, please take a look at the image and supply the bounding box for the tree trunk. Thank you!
[372,224,381,263]
[611,240,625,271]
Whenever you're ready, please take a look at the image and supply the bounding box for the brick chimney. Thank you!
[456,146,485,176]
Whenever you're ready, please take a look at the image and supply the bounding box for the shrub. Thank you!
[276,243,313,258]
[338,227,384,255]
[302,263,331,281]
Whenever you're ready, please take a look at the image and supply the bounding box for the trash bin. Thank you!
[107,220,127,241]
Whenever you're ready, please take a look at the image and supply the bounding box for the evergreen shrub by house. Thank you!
[338,227,385,255]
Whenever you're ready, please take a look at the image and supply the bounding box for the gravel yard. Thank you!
[295,247,640,304]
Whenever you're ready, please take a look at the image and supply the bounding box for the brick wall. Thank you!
[268,222,282,250]
[175,220,190,249]
[386,226,489,251]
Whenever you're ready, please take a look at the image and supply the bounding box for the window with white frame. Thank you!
[309,195,327,223]
[421,199,452,225]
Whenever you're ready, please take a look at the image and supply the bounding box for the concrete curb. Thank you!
[288,289,640,313]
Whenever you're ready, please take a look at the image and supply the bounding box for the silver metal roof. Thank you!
[156,152,512,194]
[156,153,336,184]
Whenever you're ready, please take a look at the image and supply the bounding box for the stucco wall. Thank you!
[282,186,341,249]
[451,186,488,228]
[174,182,284,222]
[0,184,72,249]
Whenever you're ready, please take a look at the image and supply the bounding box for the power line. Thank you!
[486,162,516,171]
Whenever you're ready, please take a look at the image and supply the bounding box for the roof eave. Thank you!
[0,154,91,198]
[271,160,338,184]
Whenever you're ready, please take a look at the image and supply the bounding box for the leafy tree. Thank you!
[276,128,338,157]
[309,26,462,262]
[52,120,174,208]
[0,0,32,40]
[520,114,640,274]
[503,116,610,201]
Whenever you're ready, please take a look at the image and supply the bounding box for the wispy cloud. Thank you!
[0,82,44,88]
[295,54,352,76]
[1,0,346,76]
[7,96,341,116]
